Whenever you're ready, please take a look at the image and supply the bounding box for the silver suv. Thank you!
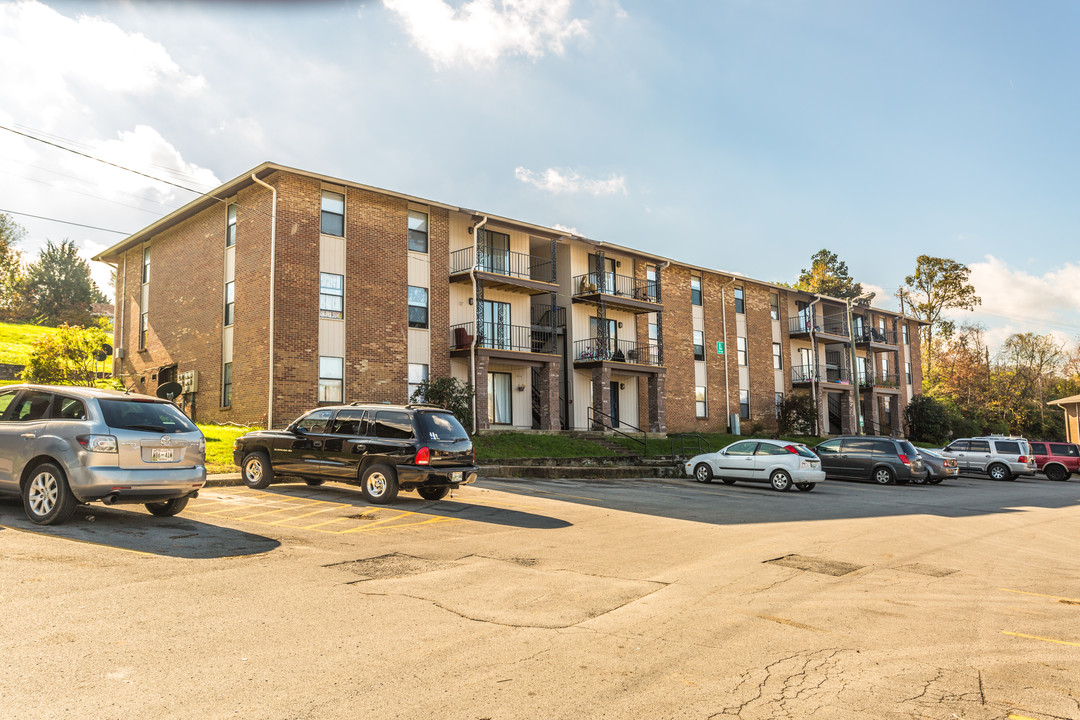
[0,384,206,525]
[939,436,1036,481]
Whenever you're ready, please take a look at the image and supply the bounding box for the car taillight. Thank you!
[471,448,475,464]
[783,445,799,455]
[898,454,910,465]
[76,435,117,453]
[1017,456,1027,463]
[415,446,430,465]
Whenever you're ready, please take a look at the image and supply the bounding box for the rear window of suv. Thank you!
[898,440,919,456]
[1049,443,1078,457]
[98,399,197,433]
[417,412,468,442]
[995,441,1021,455]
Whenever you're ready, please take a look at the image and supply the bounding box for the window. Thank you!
[995,440,1022,455]
[775,392,784,418]
[739,389,750,419]
[295,409,333,434]
[690,276,702,306]
[408,286,429,329]
[320,273,344,319]
[226,204,237,247]
[142,245,150,284]
[646,265,658,300]
[222,362,233,407]
[737,336,747,366]
[695,386,707,418]
[816,439,842,454]
[408,210,428,253]
[902,323,910,344]
[727,440,758,455]
[772,342,782,369]
[693,330,705,361]
[0,389,17,418]
[734,286,745,314]
[648,317,659,363]
[331,409,367,436]
[376,411,414,439]
[318,356,344,403]
[140,312,148,350]
[53,396,86,420]
[905,362,912,385]
[224,281,235,326]
[98,399,198,433]
[769,292,779,320]
[321,190,345,236]
[408,363,428,401]
[969,440,991,453]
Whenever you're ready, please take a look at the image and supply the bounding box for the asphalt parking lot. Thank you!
[2,472,1078,719]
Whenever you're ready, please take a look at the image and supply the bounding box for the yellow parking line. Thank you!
[1008,715,1039,720]
[236,501,333,520]
[341,515,457,534]
[999,588,1080,604]
[296,515,352,530]
[339,511,417,533]
[1002,631,1080,648]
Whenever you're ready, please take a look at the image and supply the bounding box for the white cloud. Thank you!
[552,223,580,236]
[383,0,588,68]
[515,166,627,195]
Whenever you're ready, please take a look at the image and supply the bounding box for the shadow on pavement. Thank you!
[0,497,281,559]
[259,482,573,530]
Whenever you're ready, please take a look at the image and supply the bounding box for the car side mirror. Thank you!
[292,425,306,435]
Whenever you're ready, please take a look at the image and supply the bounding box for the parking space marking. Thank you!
[999,588,1080,604]
[1001,631,1080,648]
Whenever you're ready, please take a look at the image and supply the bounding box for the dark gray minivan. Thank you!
[813,436,927,484]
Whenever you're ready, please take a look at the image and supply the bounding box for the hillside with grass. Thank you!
[0,322,58,365]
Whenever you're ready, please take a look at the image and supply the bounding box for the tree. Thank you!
[904,395,951,444]
[409,377,474,432]
[0,212,26,322]
[21,322,112,387]
[776,394,817,436]
[794,249,864,300]
[898,256,980,383]
[22,239,105,326]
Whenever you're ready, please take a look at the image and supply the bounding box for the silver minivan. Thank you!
[938,436,1036,481]
[0,384,206,525]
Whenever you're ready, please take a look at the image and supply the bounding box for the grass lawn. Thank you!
[473,433,618,460]
[613,432,824,458]
[198,423,260,474]
[0,322,57,365]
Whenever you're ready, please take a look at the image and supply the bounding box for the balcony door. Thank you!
[798,347,813,382]
[481,300,511,350]
[483,231,511,275]
[487,371,512,425]
[589,316,617,358]
[588,254,616,293]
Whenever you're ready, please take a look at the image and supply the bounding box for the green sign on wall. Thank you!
[716,341,725,355]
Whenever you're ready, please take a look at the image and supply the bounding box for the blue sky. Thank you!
[1,0,1077,349]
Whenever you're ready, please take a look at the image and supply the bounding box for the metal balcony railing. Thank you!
[530,303,566,328]
[791,365,852,384]
[573,338,661,366]
[450,247,556,283]
[573,272,660,304]
[788,313,848,336]
[872,372,901,389]
[854,328,899,345]
[450,322,557,354]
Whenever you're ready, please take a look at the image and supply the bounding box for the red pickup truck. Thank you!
[1028,441,1080,481]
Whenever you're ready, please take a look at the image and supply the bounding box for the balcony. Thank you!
[573,338,662,367]
[854,328,899,347]
[788,313,849,339]
[856,372,901,391]
[449,247,557,295]
[572,272,661,314]
[791,364,853,385]
[450,322,557,355]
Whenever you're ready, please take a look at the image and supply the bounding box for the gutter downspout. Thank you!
[469,215,488,435]
[251,173,277,429]
[117,256,125,381]
[719,276,736,426]
[807,296,821,434]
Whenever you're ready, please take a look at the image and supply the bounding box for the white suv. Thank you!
[939,436,1036,481]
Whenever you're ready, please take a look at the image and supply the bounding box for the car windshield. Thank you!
[98,399,198,433]
[417,412,469,441]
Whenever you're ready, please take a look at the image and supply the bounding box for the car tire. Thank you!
[721,478,737,485]
[361,464,399,504]
[304,478,326,486]
[693,463,713,483]
[873,466,895,485]
[241,451,274,489]
[795,483,816,492]
[145,497,189,517]
[928,478,944,485]
[1044,465,1067,482]
[416,486,450,501]
[896,477,910,485]
[22,462,78,526]
[912,475,927,485]
[987,463,1013,481]
[770,470,793,492]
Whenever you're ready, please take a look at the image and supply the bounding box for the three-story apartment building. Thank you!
[94,162,923,435]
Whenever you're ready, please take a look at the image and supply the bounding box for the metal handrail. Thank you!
[450,246,555,283]
[587,406,647,456]
[668,433,711,458]
[573,338,661,366]
[573,272,660,303]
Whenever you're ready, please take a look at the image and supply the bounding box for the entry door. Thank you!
[609,384,620,428]
[482,300,511,350]
[798,347,814,381]
[488,372,512,425]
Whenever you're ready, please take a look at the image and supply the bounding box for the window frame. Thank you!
[142,245,150,284]
[734,286,745,314]
[690,276,702,306]
[737,336,748,366]
[320,272,344,319]
[408,210,429,253]
[739,389,750,420]
[226,204,237,248]
[318,356,344,403]
[221,362,233,408]
[769,292,779,320]
[139,311,148,350]
[693,330,705,361]
[695,386,707,418]
[408,286,429,329]
[408,363,428,402]
[320,189,345,237]
[772,342,782,370]
[224,280,235,327]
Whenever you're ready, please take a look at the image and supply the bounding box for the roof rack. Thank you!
[405,403,445,409]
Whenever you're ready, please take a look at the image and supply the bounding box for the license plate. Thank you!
[152,448,174,462]
[451,471,463,482]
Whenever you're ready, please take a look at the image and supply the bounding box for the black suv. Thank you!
[232,403,478,504]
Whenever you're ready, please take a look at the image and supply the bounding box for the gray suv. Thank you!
[813,436,927,484]
[0,384,206,525]
[938,436,1036,481]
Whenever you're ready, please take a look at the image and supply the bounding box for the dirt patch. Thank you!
[327,553,444,581]
[764,554,864,576]
[895,563,957,577]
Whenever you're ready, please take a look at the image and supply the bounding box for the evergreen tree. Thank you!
[23,239,104,326]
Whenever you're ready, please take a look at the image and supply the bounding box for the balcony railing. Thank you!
[530,303,566,328]
[854,328,898,345]
[573,272,660,304]
[788,313,849,337]
[872,372,901,389]
[791,365,853,384]
[573,337,661,366]
[450,247,555,283]
[450,322,557,354]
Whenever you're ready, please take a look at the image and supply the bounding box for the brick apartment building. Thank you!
[93,162,923,436]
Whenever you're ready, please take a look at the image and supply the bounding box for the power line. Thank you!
[0,208,130,235]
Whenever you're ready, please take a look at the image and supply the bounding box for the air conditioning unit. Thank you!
[178,370,199,393]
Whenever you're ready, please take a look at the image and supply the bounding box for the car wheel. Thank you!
[22,462,78,526]
[145,497,189,517]
[795,483,816,492]
[1044,465,1067,482]
[987,463,1013,481]
[770,470,793,492]
[721,478,737,485]
[928,478,944,485]
[241,451,273,489]
[873,466,895,485]
[361,464,399,504]
[911,475,927,485]
[304,478,326,486]
[693,463,713,483]
[417,486,450,501]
